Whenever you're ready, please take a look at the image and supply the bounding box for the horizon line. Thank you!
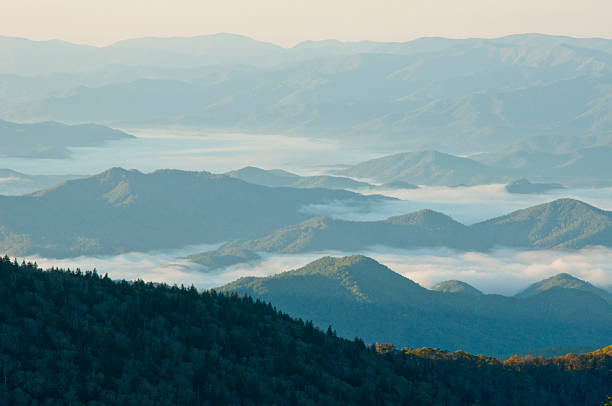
[1,31,611,49]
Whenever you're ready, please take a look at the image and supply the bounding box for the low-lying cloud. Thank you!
[21,245,612,297]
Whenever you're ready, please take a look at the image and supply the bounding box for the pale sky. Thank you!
[2,0,612,47]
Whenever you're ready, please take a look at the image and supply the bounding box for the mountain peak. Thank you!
[432,280,483,296]
[516,273,612,303]
[221,255,423,306]
[293,255,387,277]
[472,198,612,249]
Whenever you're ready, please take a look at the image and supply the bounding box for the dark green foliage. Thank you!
[0,256,611,405]
[221,255,612,357]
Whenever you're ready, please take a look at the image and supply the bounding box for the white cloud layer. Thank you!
[21,245,612,297]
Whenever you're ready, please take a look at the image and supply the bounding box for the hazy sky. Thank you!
[2,0,612,46]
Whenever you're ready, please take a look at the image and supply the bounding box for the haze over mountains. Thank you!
[220,255,612,356]
[2,33,612,153]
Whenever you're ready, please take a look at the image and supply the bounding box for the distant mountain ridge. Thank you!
[189,209,483,269]
[472,198,612,249]
[225,166,373,190]
[505,179,565,194]
[333,151,503,186]
[0,167,384,257]
[190,198,612,269]
[220,255,612,356]
[0,119,132,158]
[3,34,612,152]
[334,146,612,187]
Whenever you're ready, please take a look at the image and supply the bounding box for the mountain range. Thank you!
[2,34,612,152]
[0,167,383,257]
[190,198,612,269]
[220,255,612,356]
[333,150,504,185]
[334,145,612,187]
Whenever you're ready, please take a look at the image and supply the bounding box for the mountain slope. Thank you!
[220,256,612,356]
[472,198,612,249]
[0,168,383,257]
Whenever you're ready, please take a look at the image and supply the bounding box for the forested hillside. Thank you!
[0,256,610,405]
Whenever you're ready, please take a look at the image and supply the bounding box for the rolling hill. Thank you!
[189,210,483,269]
[220,255,612,357]
[0,167,384,257]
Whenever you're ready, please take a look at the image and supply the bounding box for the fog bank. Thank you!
[20,245,612,296]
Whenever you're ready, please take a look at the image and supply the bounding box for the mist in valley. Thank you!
[21,244,612,297]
